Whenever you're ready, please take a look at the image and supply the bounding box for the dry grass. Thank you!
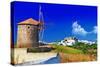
[59,53,97,63]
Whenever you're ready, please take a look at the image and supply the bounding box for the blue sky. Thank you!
[11,1,97,43]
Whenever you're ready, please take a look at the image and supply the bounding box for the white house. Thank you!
[58,37,78,46]
[78,40,95,45]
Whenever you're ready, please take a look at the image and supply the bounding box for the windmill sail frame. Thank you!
[39,5,45,43]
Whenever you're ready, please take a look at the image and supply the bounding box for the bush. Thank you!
[90,44,97,49]
[71,42,97,54]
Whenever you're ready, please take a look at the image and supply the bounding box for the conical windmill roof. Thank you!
[18,18,40,25]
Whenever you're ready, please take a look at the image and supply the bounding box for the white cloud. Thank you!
[72,21,97,36]
[92,26,97,34]
[72,21,88,36]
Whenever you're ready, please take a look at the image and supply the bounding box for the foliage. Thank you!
[71,42,97,54]
[90,44,97,49]
[50,43,97,62]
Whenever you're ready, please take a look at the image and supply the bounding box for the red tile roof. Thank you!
[18,18,40,25]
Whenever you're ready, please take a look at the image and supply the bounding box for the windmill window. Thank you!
[28,26,30,29]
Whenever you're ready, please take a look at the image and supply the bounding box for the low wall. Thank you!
[12,48,57,65]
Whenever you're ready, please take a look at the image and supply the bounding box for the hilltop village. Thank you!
[47,37,96,46]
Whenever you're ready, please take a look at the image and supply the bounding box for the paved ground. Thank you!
[11,48,57,64]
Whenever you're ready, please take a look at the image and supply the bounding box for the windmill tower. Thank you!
[17,18,41,48]
[17,5,44,48]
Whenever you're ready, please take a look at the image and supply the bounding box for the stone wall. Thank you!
[12,48,57,65]
[17,25,39,48]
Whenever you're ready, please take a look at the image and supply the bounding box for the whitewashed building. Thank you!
[78,40,96,45]
[58,37,78,46]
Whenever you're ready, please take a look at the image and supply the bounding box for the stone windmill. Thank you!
[17,6,44,48]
